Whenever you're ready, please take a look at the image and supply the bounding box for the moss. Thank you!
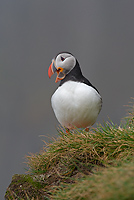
[5,174,49,200]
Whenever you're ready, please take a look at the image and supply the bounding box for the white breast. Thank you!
[51,81,102,129]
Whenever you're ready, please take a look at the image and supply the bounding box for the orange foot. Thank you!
[66,128,70,134]
[85,127,89,132]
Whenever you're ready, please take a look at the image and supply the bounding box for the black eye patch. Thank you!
[61,56,65,61]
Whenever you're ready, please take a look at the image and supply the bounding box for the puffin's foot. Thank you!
[85,127,89,132]
[66,128,70,134]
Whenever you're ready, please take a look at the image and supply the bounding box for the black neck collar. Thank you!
[59,60,99,93]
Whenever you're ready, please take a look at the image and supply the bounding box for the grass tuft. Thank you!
[53,160,134,200]
[27,114,134,177]
[5,99,134,199]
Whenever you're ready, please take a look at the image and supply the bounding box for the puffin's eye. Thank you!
[61,56,65,61]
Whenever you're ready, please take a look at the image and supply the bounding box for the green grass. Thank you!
[27,110,134,177]
[5,99,134,200]
[53,160,134,200]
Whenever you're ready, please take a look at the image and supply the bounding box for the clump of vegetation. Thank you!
[53,160,134,200]
[5,99,134,200]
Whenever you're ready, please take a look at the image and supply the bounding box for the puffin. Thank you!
[48,52,102,129]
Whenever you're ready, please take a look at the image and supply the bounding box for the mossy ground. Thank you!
[5,100,134,200]
[5,174,49,200]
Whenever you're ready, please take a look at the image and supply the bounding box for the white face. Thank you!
[55,52,76,74]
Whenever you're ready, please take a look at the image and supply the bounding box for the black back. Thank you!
[59,60,99,93]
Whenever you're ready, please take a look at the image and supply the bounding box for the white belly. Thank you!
[51,81,102,129]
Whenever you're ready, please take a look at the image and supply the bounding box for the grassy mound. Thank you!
[5,100,134,200]
[53,160,134,200]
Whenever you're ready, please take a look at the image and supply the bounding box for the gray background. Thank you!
[1,0,134,198]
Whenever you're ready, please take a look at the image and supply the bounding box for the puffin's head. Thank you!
[48,52,76,82]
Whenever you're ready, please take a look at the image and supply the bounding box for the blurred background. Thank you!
[0,0,134,198]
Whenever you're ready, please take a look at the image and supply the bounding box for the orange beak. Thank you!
[48,63,54,78]
[48,60,57,78]
[48,60,65,83]
[55,75,63,83]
